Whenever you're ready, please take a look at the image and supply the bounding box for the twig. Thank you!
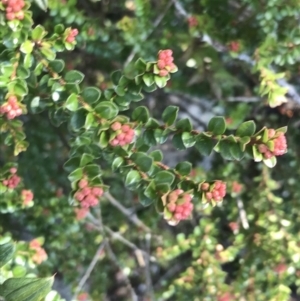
[105,192,151,232]
[97,204,139,301]
[236,198,249,230]
[144,233,155,300]
[72,243,105,300]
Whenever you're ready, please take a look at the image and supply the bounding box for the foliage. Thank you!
[0,0,299,300]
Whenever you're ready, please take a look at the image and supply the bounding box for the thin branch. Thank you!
[105,192,151,232]
[72,243,105,300]
[97,204,139,301]
[236,198,249,230]
[144,233,155,300]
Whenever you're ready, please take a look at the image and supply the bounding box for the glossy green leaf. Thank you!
[154,171,175,185]
[195,134,216,156]
[131,152,153,172]
[70,110,86,131]
[149,150,163,162]
[208,116,226,135]
[68,168,83,183]
[132,106,150,123]
[20,40,34,54]
[236,121,256,137]
[162,106,178,126]
[111,70,122,85]
[95,101,119,119]
[125,170,142,189]
[176,118,192,131]
[81,87,101,105]
[142,74,154,87]
[49,60,65,73]
[181,132,196,148]
[80,153,94,167]
[34,0,48,11]
[65,70,84,84]
[175,162,192,176]
[31,25,47,40]
[65,93,79,111]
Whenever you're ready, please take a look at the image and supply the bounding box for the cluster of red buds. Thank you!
[164,189,194,225]
[201,181,227,203]
[0,96,22,119]
[156,49,177,77]
[65,28,79,43]
[109,122,135,147]
[257,129,287,159]
[29,239,48,265]
[228,41,240,52]
[2,0,25,21]
[74,179,103,208]
[2,167,21,189]
[187,16,198,27]
[74,207,89,220]
[21,189,34,206]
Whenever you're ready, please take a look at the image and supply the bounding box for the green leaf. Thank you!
[172,133,186,150]
[154,129,168,144]
[143,130,157,146]
[85,112,95,130]
[276,126,288,134]
[95,101,119,119]
[154,171,175,185]
[84,164,102,179]
[31,25,47,40]
[34,0,48,11]
[142,74,154,87]
[162,106,179,126]
[68,168,83,183]
[49,60,65,73]
[0,242,15,268]
[40,47,56,61]
[20,40,34,54]
[0,277,54,301]
[134,58,147,73]
[181,132,196,148]
[229,142,244,160]
[112,157,124,171]
[195,134,216,156]
[175,162,192,176]
[125,170,142,190]
[131,152,153,172]
[70,110,86,131]
[236,121,256,137]
[99,131,109,148]
[239,136,251,151]
[263,156,277,168]
[80,153,94,167]
[54,24,64,34]
[252,145,263,162]
[144,181,157,199]
[132,106,150,123]
[65,70,84,84]
[154,75,167,88]
[111,70,122,85]
[138,191,154,206]
[149,150,163,162]
[65,93,79,111]
[81,87,101,105]
[176,118,192,131]
[16,66,30,79]
[208,116,226,135]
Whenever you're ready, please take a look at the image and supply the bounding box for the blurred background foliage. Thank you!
[1,0,300,300]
